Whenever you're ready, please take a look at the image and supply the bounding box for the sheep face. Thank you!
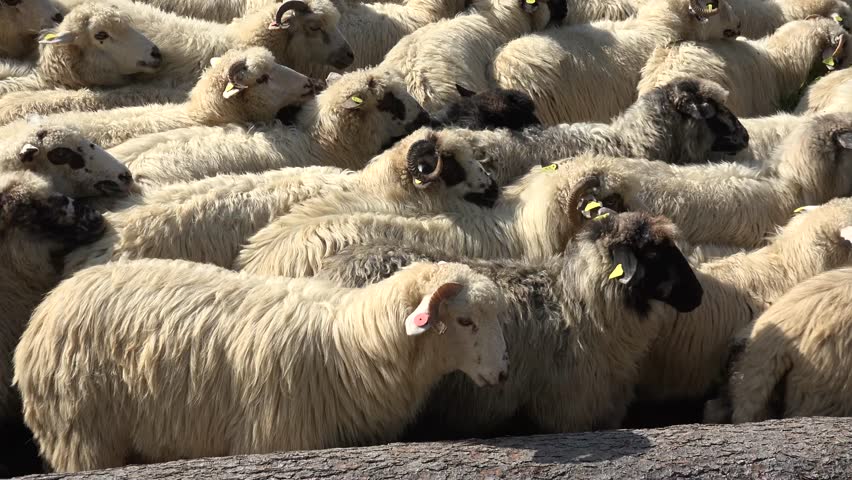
[17,127,134,199]
[404,263,508,387]
[373,128,499,207]
[430,85,542,131]
[664,77,749,154]
[680,0,741,41]
[0,171,105,246]
[777,114,852,203]
[194,47,320,124]
[38,4,162,87]
[267,0,354,71]
[320,69,430,153]
[0,0,63,59]
[576,211,703,315]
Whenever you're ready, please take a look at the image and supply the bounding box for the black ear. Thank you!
[612,242,703,313]
[455,84,476,97]
[47,147,85,169]
[611,245,643,286]
[671,82,716,119]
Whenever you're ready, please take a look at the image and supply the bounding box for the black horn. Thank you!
[275,0,310,24]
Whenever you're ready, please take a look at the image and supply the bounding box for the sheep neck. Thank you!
[296,103,382,170]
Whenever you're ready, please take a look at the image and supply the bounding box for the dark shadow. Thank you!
[0,417,44,478]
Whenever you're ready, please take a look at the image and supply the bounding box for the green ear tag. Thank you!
[351,96,364,104]
[583,200,602,212]
[542,163,558,171]
[593,212,611,221]
[705,2,716,11]
[824,57,836,68]
[833,14,844,22]
[608,263,624,280]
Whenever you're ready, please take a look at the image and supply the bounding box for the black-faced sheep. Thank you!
[638,18,850,117]
[0,0,63,59]
[113,68,429,186]
[233,112,851,277]
[0,2,162,96]
[429,84,542,132]
[379,0,567,111]
[492,0,741,125]
[720,266,852,423]
[64,127,497,272]
[0,170,105,422]
[15,260,508,471]
[314,207,703,436]
[0,47,321,150]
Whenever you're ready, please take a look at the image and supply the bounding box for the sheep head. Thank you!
[664,77,749,155]
[242,0,353,73]
[36,2,161,88]
[678,0,741,41]
[190,47,322,125]
[0,170,105,246]
[402,262,508,387]
[13,124,133,199]
[577,210,703,315]
[0,0,63,59]
[430,85,542,131]
[308,69,430,165]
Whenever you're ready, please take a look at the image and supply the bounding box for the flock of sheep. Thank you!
[1,0,851,474]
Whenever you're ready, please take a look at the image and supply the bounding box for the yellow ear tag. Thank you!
[824,56,837,68]
[608,263,624,280]
[413,179,423,185]
[542,164,558,171]
[225,82,236,92]
[525,0,537,4]
[43,33,58,41]
[793,206,806,214]
[833,14,844,22]
[351,96,364,104]
[593,212,610,221]
[705,2,716,11]
[583,200,603,212]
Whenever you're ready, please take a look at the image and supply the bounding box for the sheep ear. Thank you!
[837,131,852,149]
[456,84,476,97]
[609,245,641,285]
[404,283,463,336]
[39,31,76,45]
[19,144,39,163]
[405,294,434,336]
[326,72,343,86]
[822,34,846,70]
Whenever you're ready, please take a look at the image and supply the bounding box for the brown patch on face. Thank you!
[47,148,86,170]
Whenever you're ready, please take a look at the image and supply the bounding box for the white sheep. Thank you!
[733,0,851,39]
[112,68,430,186]
[0,2,162,96]
[0,170,106,421]
[378,0,566,111]
[724,265,852,423]
[0,0,63,59]
[491,0,741,125]
[795,67,852,114]
[0,58,35,80]
[15,259,509,472]
[233,112,852,277]
[637,196,852,404]
[65,128,496,272]
[0,0,353,122]
[638,18,850,117]
[0,47,319,150]
[315,208,705,435]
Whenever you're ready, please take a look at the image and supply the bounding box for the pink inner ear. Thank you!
[413,313,430,328]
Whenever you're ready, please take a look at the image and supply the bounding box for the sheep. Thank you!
[733,0,851,39]
[14,259,509,472]
[0,59,35,80]
[720,266,852,423]
[0,0,353,122]
[491,0,742,125]
[795,67,852,114]
[113,68,430,186]
[313,207,703,436]
[64,127,498,272]
[429,84,542,132]
[637,196,852,404]
[638,18,850,118]
[378,0,567,111]
[0,0,63,59]
[315,198,852,436]
[2,124,135,198]
[0,48,321,150]
[435,77,749,184]
[233,112,851,277]
[0,3,162,96]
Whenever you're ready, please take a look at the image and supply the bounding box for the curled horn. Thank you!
[275,0,310,24]
[427,283,465,319]
[227,59,248,87]
[690,0,720,18]
[566,174,601,232]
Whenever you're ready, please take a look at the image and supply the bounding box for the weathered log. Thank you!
[19,417,852,480]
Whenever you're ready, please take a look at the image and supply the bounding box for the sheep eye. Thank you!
[257,74,269,85]
[457,317,474,327]
[94,31,109,41]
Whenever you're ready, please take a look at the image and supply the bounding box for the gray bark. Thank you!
[19,417,852,479]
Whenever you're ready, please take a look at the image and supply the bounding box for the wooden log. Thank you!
[19,417,852,480]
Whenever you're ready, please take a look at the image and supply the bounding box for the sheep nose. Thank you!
[118,172,133,185]
[52,13,64,23]
[497,370,508,384]
[151,47,162,60]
